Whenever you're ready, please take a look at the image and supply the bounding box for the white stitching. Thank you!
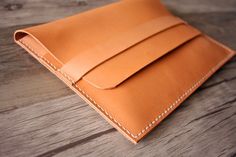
[19,39,231,139]
[58,69,76,84]
[20,40,76,83]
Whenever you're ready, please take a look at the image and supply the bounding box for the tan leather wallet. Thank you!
[14,0,235,143]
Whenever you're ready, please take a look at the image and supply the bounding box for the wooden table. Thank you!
[0,0,235,156]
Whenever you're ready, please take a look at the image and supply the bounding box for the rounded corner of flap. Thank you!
[82,76,119,90]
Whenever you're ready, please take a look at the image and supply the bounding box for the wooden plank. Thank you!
[0,0,118,28]
[1,0,236,28]
[0,95,114,157]
[0,24,74,112]
[177,12,236,50]
[162,0,236,13]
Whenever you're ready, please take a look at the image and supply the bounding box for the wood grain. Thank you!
[0,0,235,157]
[0,0,118,28]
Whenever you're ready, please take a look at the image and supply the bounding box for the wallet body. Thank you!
[14,0,235,143]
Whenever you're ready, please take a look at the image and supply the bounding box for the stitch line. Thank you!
[58,69,76,84]
[19,39,231,139]
[20,40,76,83]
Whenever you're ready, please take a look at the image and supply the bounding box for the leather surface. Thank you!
[14,0,235,143]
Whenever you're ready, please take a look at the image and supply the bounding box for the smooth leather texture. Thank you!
[84,24,201,89]
[14,0,235,143]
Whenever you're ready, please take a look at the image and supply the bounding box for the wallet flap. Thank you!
[83,24,201,89]
[61,16,184,82]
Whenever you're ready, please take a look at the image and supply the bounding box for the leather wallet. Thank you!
[14,0,235,143]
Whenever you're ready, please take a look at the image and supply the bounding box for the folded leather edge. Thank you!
[14,30,63,68]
